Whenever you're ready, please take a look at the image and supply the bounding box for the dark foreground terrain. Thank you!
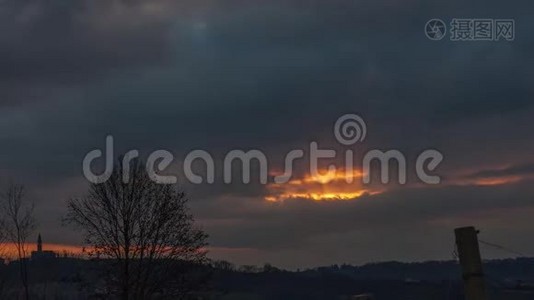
[2,257,534,299]
[209,258,534,300]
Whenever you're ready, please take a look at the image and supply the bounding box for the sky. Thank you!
[0,0,533,269]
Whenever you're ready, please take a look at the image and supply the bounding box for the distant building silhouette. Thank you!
[37,233,42,252]
[31,233,57,261]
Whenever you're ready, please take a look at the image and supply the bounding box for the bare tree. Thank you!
[65,160,208,300]
[1,183,36,300]
[0,203,8,300]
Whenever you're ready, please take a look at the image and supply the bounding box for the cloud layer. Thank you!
[0,0,533,268]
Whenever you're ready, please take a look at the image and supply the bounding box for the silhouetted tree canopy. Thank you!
[65,160,208,300]
[1,183,35,300]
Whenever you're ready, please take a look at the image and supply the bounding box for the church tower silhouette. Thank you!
[37,233,42,252]
[31,233,57,261]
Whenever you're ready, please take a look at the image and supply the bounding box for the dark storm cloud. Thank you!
[199,180,534,249]
[0,0,177,79]
[465,163,534,179]
[196,179,534,267]
[0,0,184,106]
[1,0,534,267]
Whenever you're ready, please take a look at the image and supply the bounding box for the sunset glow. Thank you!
[451,175,524,187]
[0,243,84,260]
[473,176,523,186]
[265,191,376,202]
[265,169,381,202]
[302,170,364,184]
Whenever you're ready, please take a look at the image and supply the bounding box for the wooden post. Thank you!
[455,226,487,300]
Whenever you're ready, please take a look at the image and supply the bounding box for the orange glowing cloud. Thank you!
[300,170,364,184]
[450,175,524,187]
[450,163,534,187]
[473,176,522,186]
[265,169,382,202]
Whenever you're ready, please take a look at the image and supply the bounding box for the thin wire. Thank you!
[479,239,526,257]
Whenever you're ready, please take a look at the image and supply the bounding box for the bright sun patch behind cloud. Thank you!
[265,169,382,202]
